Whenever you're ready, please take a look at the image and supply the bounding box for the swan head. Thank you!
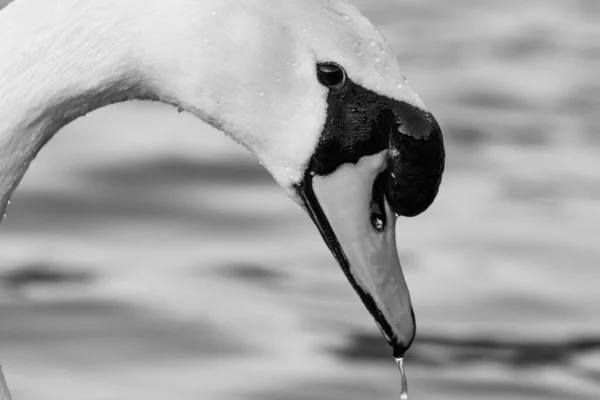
[182,1,445,355]
[0,0,444,358]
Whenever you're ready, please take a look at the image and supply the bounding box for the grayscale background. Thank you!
[0,0,598,399]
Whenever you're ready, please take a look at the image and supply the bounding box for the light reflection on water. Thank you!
[1,0,600,399]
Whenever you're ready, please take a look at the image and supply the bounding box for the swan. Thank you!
[0,0,445,397]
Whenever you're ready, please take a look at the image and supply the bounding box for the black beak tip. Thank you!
[393,345,408,359]
[391,308,417,358]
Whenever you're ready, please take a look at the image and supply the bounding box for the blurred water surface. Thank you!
[0,0,599,399]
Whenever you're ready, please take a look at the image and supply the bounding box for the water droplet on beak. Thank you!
[394,357,409,400]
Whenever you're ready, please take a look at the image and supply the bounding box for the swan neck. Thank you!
[0,0,145,215]
[0,0,318,216]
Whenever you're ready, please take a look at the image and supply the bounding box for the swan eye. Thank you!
[317,62,346,89]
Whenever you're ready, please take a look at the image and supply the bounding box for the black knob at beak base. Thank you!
[386,103,445,218]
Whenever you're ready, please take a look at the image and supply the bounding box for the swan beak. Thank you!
[298,151,415,357]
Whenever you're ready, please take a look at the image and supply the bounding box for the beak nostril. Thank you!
[371,214,385,232]
[370,172,387,233]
